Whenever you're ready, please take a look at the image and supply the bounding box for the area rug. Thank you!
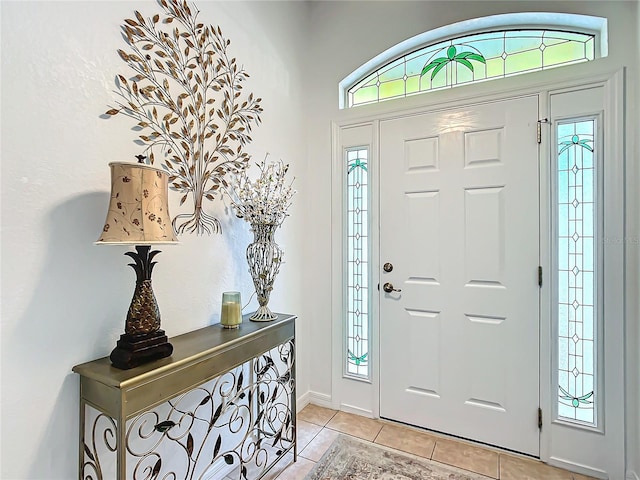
[304,435,490,480]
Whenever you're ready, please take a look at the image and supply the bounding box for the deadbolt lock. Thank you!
[383,262,394,272]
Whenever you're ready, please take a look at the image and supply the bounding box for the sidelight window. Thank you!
[345,147,370,378]
[555,118,599,426]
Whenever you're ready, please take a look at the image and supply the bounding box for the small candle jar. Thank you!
[220,291,242,329]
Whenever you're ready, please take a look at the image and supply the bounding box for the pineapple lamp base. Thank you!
[110,245,173,370]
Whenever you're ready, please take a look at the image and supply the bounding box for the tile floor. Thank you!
[227,404,597,480]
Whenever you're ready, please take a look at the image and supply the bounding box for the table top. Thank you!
[72,313,296,388]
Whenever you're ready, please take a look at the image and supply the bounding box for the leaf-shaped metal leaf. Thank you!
[186,433,194,456]
[271,429,282,447]
[212,404,223,424]
[213,434,222,457]
[224,454,234,465]
[83,443,95,462]
[152,457,162,478]
[154,420,176,433]
[237,370,244,393]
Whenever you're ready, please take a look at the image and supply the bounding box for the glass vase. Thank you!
[246,223,283,321]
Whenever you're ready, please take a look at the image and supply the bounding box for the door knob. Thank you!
[383,282,401,293]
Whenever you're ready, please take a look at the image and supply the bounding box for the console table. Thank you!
[73,313,296,480]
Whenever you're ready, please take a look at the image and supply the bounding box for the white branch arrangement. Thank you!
[228,155,296,228]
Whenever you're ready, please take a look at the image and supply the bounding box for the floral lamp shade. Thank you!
[97,162,177,245]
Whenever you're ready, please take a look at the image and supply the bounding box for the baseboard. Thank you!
[548,456,608,479]
[308,391,333,409]
[297,390,311,412]
[340,402,374,418]
[626,471,639,480]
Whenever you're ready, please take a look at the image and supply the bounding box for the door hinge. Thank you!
[538,266,543,287]
[537,118,549,144]
[538,407,543,430]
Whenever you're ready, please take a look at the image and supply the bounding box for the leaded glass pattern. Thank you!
[556,119,596,425]
[346,148,369,378]
[348,30,594,108]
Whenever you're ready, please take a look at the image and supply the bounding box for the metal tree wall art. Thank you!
[104,0,263,235]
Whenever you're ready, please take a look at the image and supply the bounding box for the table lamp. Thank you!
[96,160,178,369]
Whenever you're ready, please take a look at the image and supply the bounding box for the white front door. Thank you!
[379,96,540,456]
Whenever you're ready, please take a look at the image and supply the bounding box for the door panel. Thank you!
[379,96,540,456]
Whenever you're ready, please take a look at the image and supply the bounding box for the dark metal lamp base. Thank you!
[110,330,173,370]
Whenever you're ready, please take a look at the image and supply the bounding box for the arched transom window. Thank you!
[340,13,607,108]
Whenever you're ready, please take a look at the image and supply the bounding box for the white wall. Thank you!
[304,1,639,477]
[2,0,638,478]
[0,1,309,478]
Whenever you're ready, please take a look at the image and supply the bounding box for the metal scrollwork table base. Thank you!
[73,313,296,480]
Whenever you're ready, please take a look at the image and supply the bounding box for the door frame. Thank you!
[330,67,625,478]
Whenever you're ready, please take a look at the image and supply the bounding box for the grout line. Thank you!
[324,409,339,426]
[429,439,436,459]
[301,428,321,452]
[372,423,383,443]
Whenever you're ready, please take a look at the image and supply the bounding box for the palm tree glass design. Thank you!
[348,30,595,108]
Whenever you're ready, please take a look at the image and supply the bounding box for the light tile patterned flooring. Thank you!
[228,404,597,480]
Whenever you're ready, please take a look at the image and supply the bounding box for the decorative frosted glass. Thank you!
[347,30,594,107]
[556,119,596,425]
[346,148,369,378]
